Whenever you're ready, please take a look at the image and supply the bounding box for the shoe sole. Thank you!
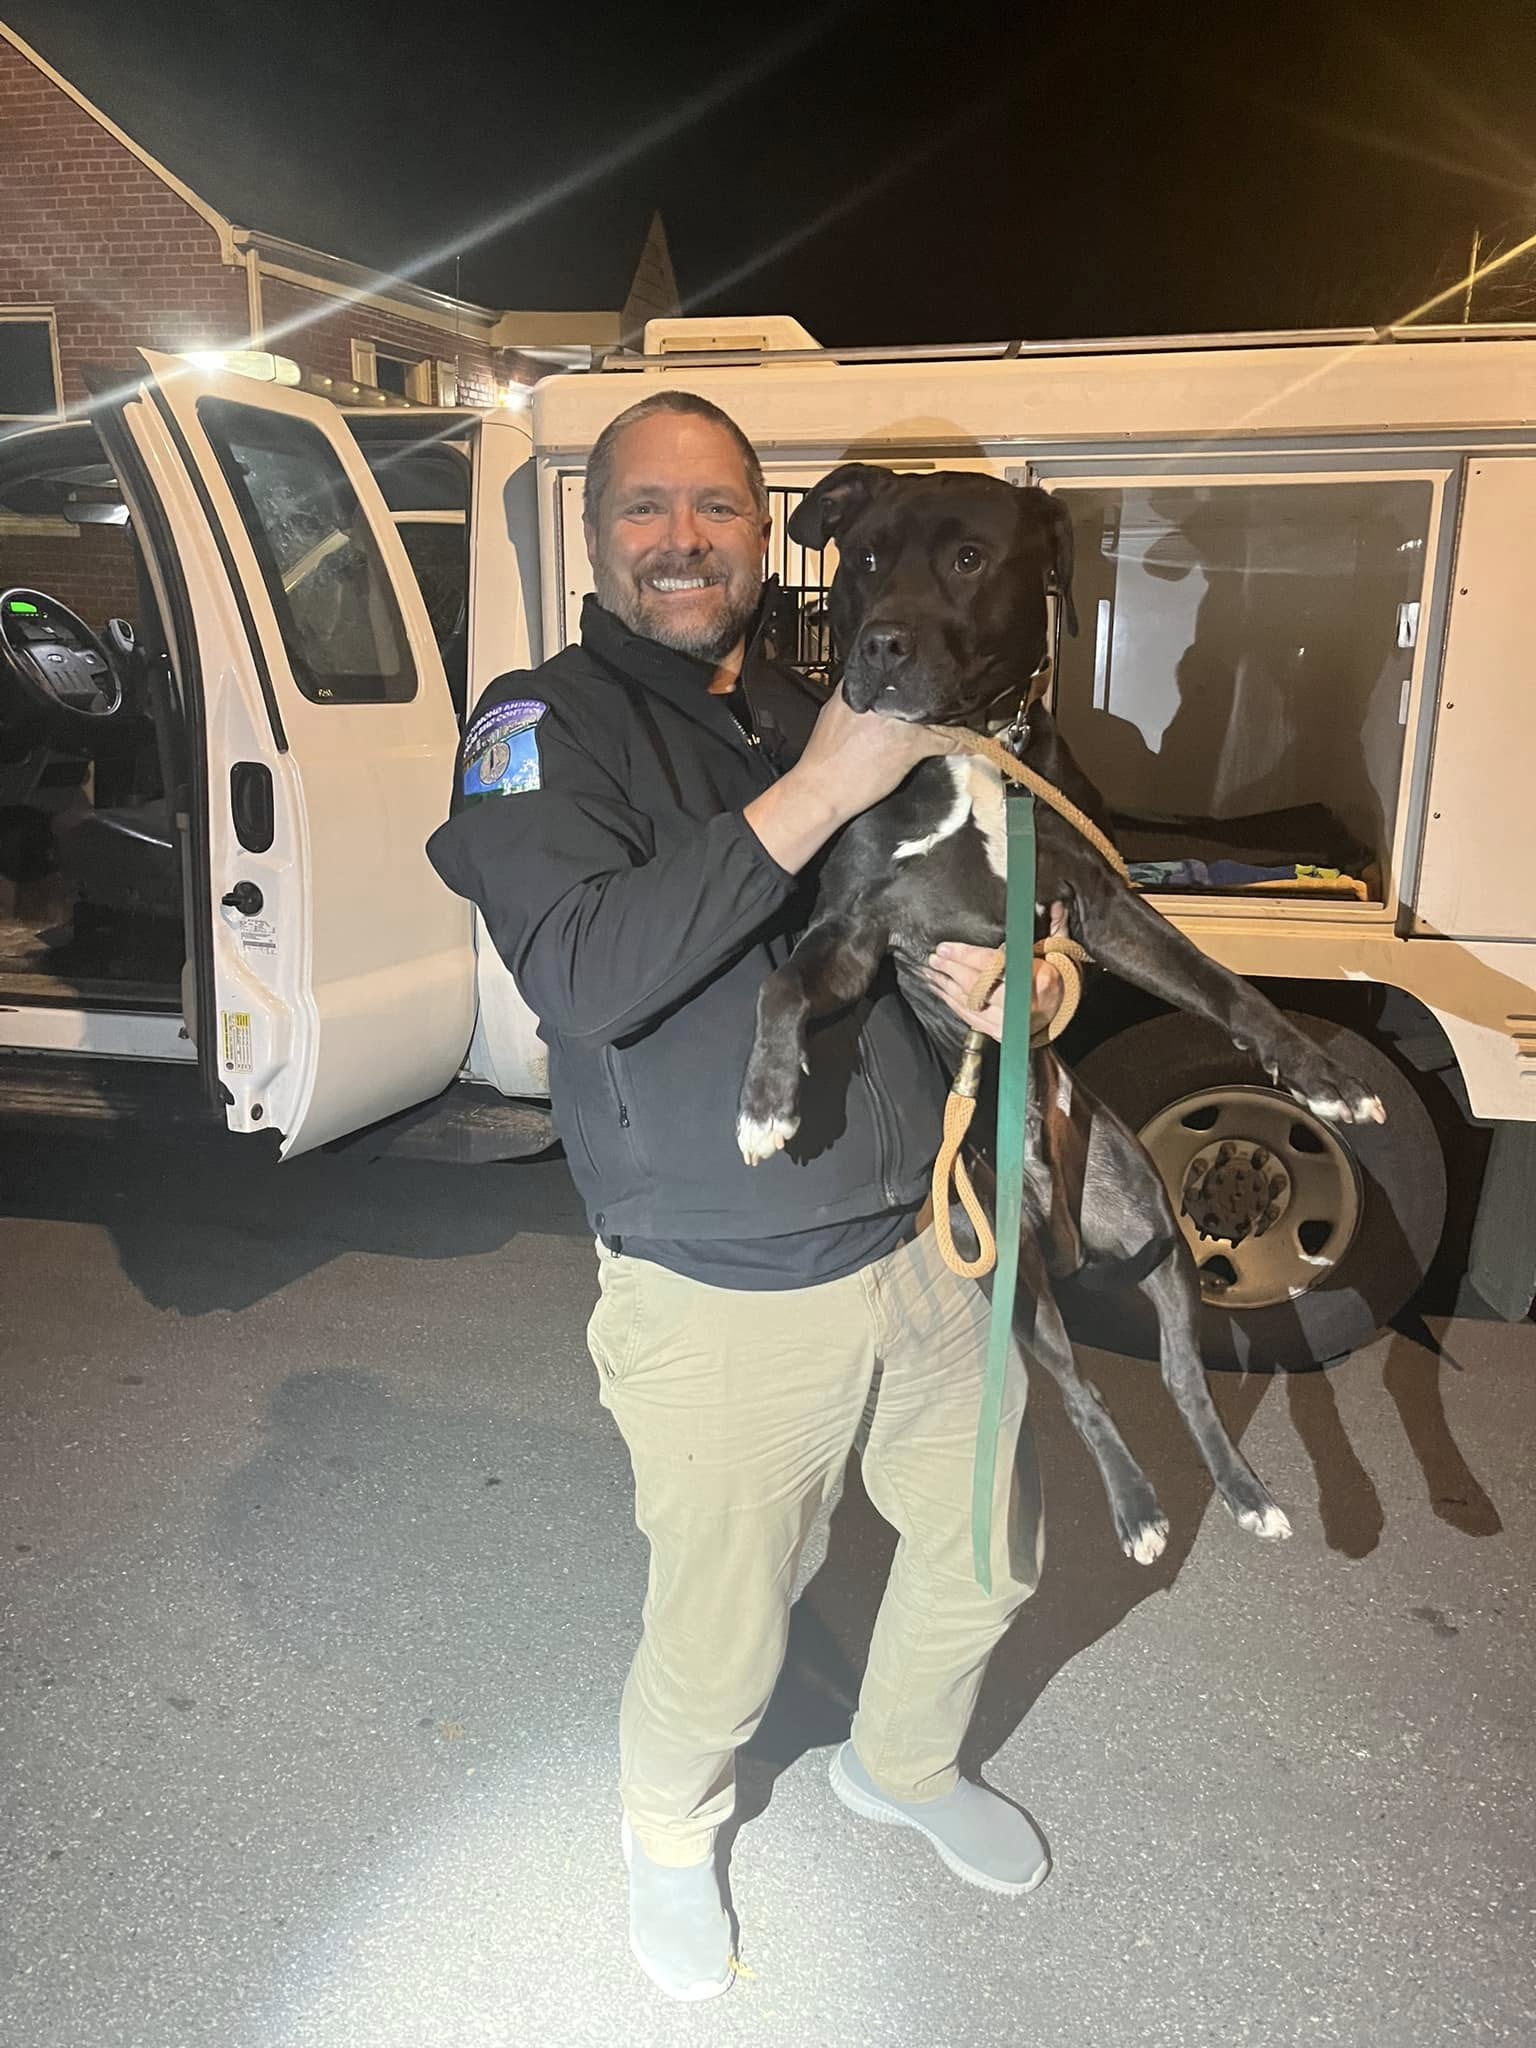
[621,1818,735,2002]
[828,1745,1050,1898]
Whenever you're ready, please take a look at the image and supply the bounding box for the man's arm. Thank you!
[429,738,791,1047]
[742,690,955,874]
[427,690,952,1047]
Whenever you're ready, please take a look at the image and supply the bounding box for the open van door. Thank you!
[95,350,475,1157]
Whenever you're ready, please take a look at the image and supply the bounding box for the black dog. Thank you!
[738,465,1386,1564]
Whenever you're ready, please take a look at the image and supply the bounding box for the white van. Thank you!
[1,323,1532,1366]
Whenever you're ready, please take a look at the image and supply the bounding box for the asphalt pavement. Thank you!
[2,1125,1533,2048]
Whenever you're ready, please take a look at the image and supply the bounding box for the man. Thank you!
[427,391,1059,2002]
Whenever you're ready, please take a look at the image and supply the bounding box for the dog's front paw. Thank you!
[736,1105,800,1167]
[736,1058,803,1166]
[1270,1047,1385,1127]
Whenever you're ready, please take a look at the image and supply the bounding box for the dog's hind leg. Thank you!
[1136,1240,1292,1542]
[1011,1233,1171,1566]
[1069,1080,1291,1545]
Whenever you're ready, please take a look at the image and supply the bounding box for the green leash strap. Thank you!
[970,785,1036,1593]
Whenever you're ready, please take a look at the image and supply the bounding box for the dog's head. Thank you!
[787,465,1077,723]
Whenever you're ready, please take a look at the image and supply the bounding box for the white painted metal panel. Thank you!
[128,351,475,1156]
[535,337,1536,460]
[0,1008,194,1061]
[460,412,547,1097]
[1414,458,1536,941]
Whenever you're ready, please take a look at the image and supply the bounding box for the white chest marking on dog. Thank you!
[965,758,1008,880]
[894,758,973,861]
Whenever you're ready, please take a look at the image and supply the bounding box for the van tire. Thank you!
[1070,1009,1447,1372]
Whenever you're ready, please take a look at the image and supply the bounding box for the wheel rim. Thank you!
[1137,1084,1363,1311]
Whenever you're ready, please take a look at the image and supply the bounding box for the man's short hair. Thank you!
[583,390,768,526]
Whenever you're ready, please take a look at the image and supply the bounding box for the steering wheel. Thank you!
[0,587,125,726]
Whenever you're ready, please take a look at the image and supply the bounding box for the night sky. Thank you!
[9,0,1536,345]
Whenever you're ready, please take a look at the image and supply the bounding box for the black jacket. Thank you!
[426,597,946,1241]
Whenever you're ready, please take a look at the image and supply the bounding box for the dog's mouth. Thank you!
[842,653,1022,729]
[857,694,927,723]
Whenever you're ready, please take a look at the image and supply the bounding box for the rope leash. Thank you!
[929,933,1092,1279]
[932,725,1131,883]
[898,721,1127,1590]
[929,724,1116,1284]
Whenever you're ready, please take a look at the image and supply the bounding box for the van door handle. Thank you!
[230,761,275,853]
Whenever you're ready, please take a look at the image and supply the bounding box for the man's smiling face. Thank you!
[585,412,770,663]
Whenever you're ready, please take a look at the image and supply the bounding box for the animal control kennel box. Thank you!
[531,319,1536,1360]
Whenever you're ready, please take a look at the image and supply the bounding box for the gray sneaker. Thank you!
[829,1741,1050,1896]
[621,1817,734,2001]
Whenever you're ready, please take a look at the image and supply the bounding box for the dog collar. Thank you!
[985,655,1050,756]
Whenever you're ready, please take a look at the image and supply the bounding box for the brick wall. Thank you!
[257,275,505,406]
[0,40,251,409]
[0,43,524,411]
[0,524,140,629]
[0,37,545,637]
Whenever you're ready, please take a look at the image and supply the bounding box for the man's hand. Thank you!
[925,940,1065,1044]
[791,691,959,818]
[744,693,958,875]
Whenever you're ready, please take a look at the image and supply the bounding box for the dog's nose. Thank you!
[859,621,912,671]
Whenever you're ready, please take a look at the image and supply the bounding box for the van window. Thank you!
[395,520,468,645]
[1051,477,1434,892]
[395,518,468,717]
[197,398,417,705]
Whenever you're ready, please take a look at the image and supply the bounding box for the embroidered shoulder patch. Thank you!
[461,698,546,800]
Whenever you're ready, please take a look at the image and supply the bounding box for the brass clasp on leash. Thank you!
[951,1027,989,1101]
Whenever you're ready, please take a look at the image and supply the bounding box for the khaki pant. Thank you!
[586,1223,1043,1866]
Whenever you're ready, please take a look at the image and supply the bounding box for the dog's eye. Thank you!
[955,546,985,576]
[858,547,878,573]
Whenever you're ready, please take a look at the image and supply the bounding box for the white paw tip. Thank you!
[1125,1519,1170,1565]
[1238,1502,1293,1541]
[1359,1095,1387,1125]
[736,1111,798,1166]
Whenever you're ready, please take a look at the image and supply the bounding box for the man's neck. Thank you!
[707,639,747,695]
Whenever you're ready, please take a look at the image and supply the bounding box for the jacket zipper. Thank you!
[858,1022,902,1210]
[604,1045,630,1126]
[732,673,766,756]
[605,1045,638,1149]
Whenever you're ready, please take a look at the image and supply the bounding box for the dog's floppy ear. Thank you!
[1017,485,1079,638]
[787,463,894,550]
[1047,493,1079,638]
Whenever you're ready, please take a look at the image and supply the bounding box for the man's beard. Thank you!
[594,555,761,661]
